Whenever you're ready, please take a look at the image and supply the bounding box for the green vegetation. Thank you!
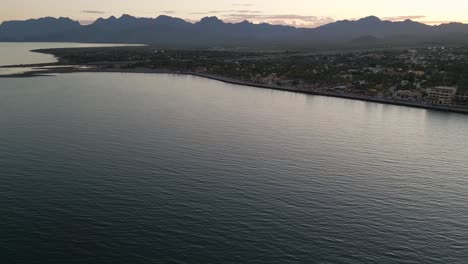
[36,45,468,106]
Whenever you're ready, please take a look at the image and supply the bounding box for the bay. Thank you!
[1,44,468,263]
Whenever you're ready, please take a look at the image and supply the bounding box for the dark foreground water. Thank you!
[1,73,468,263]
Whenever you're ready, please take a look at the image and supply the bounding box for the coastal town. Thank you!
[4,45,468,109]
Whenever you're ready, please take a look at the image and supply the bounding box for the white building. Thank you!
[426,86,458,105]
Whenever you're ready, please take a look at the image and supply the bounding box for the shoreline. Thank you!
[2,66,468,115]
[190,72,468,115]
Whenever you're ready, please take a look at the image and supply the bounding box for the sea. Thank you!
[1,43,467,263]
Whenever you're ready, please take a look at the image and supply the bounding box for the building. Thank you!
[260,73,279,85]
[454,93,468,106]
[392,90,422,101]
[426,86,458,105]
[409,70,425,77]
[331,85,347,91]
[194,66,208,73]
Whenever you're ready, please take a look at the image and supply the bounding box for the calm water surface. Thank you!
[0,42,138,75]
[0,48,468,263]
[0,42,136,66]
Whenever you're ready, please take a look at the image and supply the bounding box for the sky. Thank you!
[1,0,468,27]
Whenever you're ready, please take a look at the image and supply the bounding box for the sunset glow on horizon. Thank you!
[2,0,468,27]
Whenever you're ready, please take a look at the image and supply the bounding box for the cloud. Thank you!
[186,11,335,27]
[162,11,176,14]
[221,14,335,28]
[379,16,468,25]
[183,18,198,23]
[189,11,224,15]
[233,3,253,6]
[418,20,468,25]
[189,9,262,15]
[236,10,263,14]
[207,11,228,14]
[383,15,426,21]
[81,10,105,14]
[78,19,96,25]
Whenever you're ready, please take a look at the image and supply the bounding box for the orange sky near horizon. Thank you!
[1,0,467,27]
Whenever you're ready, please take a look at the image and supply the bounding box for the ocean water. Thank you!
[0,42,139,74]
[0,42,138,76]
[1,46,468,263]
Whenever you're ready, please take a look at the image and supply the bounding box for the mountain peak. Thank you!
[155,15,183,21]
[119,14,135,20]
[199,16,223,24]
[154,15,190,26]
[93,16,115,24]
[358,16,381,23]
[156,15,173,19]
[2,14,468,45]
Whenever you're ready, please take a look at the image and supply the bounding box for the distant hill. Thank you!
[1,15,468,47]
[0,17,80,41]
[349,35,380,45]
[316,16,433,39]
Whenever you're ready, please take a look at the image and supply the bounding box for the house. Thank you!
[257,73,279,85]
[409,70,425,77]
[454,93,468,105]
[392,90,422,101]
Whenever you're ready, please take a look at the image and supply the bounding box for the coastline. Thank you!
[2,66,468,115]
[190,72,468,115]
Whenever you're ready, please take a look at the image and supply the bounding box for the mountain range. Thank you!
[1,15,468,47]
